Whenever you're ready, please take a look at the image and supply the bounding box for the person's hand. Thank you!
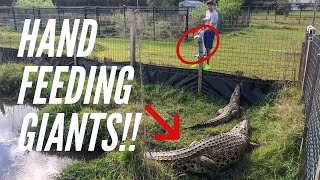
[202,17,209,22]
[199,30,205,37]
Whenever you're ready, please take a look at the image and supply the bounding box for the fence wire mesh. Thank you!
[301,22,320,179]
[1,5,319,82]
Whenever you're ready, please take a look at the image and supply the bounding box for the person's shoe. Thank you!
[191,64,199,69]
[204,64,210,70]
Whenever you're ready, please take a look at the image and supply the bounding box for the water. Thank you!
[0,98,76,180]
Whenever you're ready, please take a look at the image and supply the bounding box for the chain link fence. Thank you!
[300,20,320,179]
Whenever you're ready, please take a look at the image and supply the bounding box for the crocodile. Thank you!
[145,120,250,179]
[186,84,241,129]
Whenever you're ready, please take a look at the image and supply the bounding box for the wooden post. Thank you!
[12,7,17,31]
[198,63,203,93]
[299,41,307,82]
[96,6,100,35]
[130,23,136,66]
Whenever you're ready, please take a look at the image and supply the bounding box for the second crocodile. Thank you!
[186,84,241,129]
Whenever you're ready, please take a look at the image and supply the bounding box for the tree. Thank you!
[1,0,17,6]
[51,0,147,6]
[276,0,291,15]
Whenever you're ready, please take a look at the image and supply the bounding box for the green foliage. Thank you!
[15,0,54,7]
[0,63,25,96]
[217,0,242,18]
[190,3,208,27]
[0,0,17,6]
[107,12,127,37]
[190,0,242,28]
[50,0,150,6]
[146,0,176,6]
[276,0,291,15]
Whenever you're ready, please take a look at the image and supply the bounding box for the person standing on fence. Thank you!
[197,0,218,70]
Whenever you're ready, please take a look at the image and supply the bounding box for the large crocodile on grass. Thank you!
[145,120,250,179]
[186,84,241,129]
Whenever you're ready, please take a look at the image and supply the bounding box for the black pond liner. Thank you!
[0,47,287,105]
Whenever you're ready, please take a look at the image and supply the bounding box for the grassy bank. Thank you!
[0,63,305,179]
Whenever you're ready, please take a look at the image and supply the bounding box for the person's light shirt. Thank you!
[205,10,218,28]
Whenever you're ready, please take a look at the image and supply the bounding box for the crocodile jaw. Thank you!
[230,120,248,136]
[230,84,241,103]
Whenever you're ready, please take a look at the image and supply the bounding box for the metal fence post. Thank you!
[198,63,203,93]
[247,6,251,26]
[312,2,317,26]
[57,7,61,30]
[153,6,156,41]
[12,7,17,31]
[73,35,79,66]
[32,7,35,20]
[38,7,42,30]
[96,7,100,36]
[299,8,302,24]
[164,7,167,20]
[185,8,189,38]
[274,5,277,23]
[84,7,87,19]
[302,26,315,93]
[123,5,127,37]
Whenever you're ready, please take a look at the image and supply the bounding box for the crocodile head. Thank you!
[230,120,248,136]
[230,84,241,103]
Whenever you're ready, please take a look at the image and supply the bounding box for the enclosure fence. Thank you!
[1,5,317,83]
[300,22,320,179]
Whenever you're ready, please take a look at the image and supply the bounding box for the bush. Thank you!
[0,63,25,96]
[276,1,292,15]
[15,0,54,7]
[190,0,242,29]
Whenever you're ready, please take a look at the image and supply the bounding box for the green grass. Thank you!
[0,63,305,179]
[0,16,309,81]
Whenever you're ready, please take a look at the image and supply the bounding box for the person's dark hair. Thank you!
[206,1,216,6]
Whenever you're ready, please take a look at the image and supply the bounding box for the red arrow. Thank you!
[144,104,180,141]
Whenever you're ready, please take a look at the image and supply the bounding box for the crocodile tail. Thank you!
[145,146,201,161]
[184,118,220,129]
[184,122,209,129]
